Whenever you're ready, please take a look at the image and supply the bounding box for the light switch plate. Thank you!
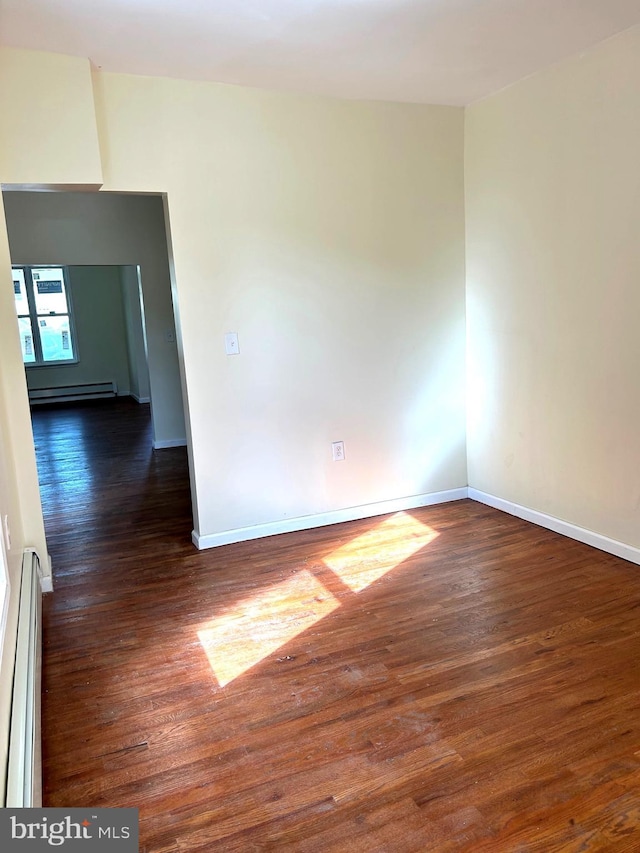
[225,332,240,355]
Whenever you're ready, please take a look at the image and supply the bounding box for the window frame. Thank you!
[13,265,79,368]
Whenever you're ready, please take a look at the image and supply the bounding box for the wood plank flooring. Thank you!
[34,399,640,851]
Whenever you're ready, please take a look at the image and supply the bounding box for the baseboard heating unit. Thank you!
[28,381,117,405]
[6,550,42,807]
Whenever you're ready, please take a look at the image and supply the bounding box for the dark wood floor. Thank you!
[34,398,640,851]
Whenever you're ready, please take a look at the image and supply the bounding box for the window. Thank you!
[12,266,78,366]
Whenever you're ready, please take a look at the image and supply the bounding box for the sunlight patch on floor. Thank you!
[322,511,439,593]
[197,569,339,687]
[198,512,439,685]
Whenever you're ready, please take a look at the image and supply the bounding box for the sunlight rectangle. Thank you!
[197,570,339,687]
[322,512,439,593]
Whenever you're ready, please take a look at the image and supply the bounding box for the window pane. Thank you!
[39,315,75,362]
[32,268,69,315]
[18,317,36,363]
[13,269,29,316]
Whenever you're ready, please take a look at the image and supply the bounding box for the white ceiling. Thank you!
[1,0,640,106]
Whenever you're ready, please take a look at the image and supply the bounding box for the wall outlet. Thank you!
[332,441,345,461]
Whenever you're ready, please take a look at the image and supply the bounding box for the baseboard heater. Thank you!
[6,550,42,807]
[28,381,117,405]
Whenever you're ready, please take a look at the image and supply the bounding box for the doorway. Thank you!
[2,190,195,569]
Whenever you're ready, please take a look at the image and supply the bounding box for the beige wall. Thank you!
[3,191,184,446]
[93,72,467,539]
[465,25,640,547]
[3,31,638,552]
[0,203,48,562]
[0,49,102,188]
[0,44,467,547]
[0,199,48,803]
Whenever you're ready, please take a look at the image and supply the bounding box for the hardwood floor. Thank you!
[34,398,640,851]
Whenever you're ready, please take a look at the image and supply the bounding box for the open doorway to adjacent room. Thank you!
[2,190,195,566]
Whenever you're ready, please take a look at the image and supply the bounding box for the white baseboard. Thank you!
[130,393,151,404]
[40,575,53,594]
[192,487,468,550]
[468,488,640,566]
[153,438,187,449]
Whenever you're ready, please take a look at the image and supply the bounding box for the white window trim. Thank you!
[13,265,79,368]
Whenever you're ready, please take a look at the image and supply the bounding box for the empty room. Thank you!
[0,1,639,850]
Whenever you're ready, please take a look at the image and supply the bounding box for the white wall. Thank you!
[26,265,132,397]
[120,265,150,403]
[93,72,468,543]
[465,25,640,548]
[3,192,184,446]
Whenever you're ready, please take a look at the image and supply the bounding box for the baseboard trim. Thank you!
[192,487,469,550]
[153,438,187,449]
[130,393,151,404]
[468,488,640,566]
